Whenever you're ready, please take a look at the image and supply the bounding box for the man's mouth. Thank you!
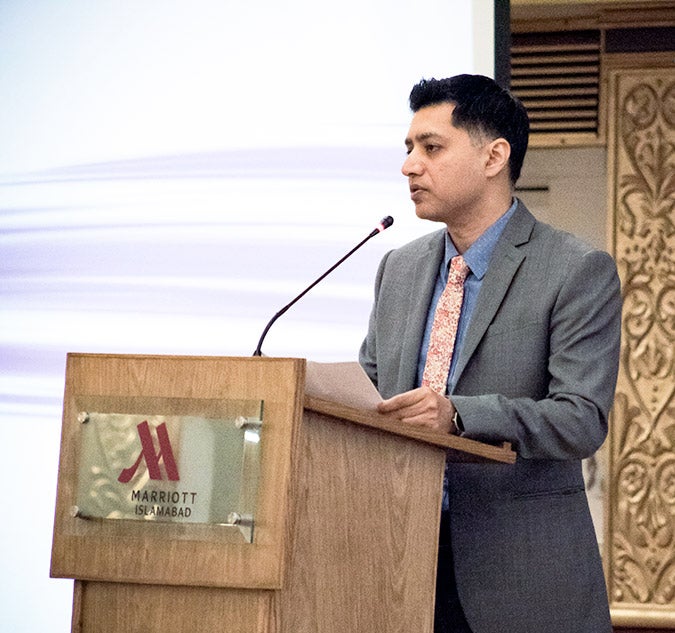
[410,184,425,201]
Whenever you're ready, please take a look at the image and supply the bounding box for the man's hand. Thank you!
[377,386,458,434]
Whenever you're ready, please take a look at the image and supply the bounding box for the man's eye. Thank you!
[426,145,439,154]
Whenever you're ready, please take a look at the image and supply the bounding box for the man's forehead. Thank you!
[405,104,456,141]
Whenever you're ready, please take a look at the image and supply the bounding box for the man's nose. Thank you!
[402,151,421,177]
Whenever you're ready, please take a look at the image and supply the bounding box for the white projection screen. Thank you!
[0,1,495,629]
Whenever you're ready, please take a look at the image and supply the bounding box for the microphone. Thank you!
[252,216,394,356]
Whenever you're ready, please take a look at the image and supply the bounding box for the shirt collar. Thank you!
[442,198,518,281]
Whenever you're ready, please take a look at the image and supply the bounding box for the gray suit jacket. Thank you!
[359,201,621,633]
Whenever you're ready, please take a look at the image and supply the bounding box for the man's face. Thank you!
[402,103,491,226]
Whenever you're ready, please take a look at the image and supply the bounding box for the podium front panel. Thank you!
[51,354,305,589]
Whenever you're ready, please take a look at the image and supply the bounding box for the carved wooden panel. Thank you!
[607,65,675,629]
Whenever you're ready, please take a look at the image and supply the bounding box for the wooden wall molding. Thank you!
[512,1,675,32]
[606,62,675,629]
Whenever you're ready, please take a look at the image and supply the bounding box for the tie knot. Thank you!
[449,255,470,282]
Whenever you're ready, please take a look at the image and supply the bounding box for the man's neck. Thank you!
[447,191,514,254]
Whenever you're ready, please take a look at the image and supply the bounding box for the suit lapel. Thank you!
[397,229,446,392]
[453,204,536,382]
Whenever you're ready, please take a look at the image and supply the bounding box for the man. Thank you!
[359,75,621,632]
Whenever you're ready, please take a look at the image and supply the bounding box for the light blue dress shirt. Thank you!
[417,199,518,511]
[416,199,518,394]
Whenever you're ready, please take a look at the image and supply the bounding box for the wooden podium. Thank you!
[51,354,514,633]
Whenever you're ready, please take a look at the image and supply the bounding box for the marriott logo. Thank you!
[118,420,180,483]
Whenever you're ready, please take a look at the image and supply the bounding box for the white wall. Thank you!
[0,1,494,630]
[519,146,609,251]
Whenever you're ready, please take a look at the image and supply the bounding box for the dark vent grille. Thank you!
[511,31,601,136]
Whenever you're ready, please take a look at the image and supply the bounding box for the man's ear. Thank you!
[484,137,511,178]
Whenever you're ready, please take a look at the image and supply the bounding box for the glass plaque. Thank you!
[74,399,263,542]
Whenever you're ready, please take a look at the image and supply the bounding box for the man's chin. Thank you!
[414,205,446,224]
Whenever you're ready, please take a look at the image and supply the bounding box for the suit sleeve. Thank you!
[452,248,622,460]
[358,250,393,389]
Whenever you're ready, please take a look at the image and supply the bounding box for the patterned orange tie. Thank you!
[422,255,470,395]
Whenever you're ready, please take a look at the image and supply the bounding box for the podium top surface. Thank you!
[304,395,516,464]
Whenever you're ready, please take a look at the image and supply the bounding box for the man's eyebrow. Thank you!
[405,131,443,146]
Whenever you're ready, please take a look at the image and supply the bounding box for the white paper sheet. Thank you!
[305,361,383,411]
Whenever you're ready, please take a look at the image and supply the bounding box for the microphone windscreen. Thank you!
[378,216,394,231]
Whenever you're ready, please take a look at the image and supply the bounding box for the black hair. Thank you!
[409,75,529,184]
